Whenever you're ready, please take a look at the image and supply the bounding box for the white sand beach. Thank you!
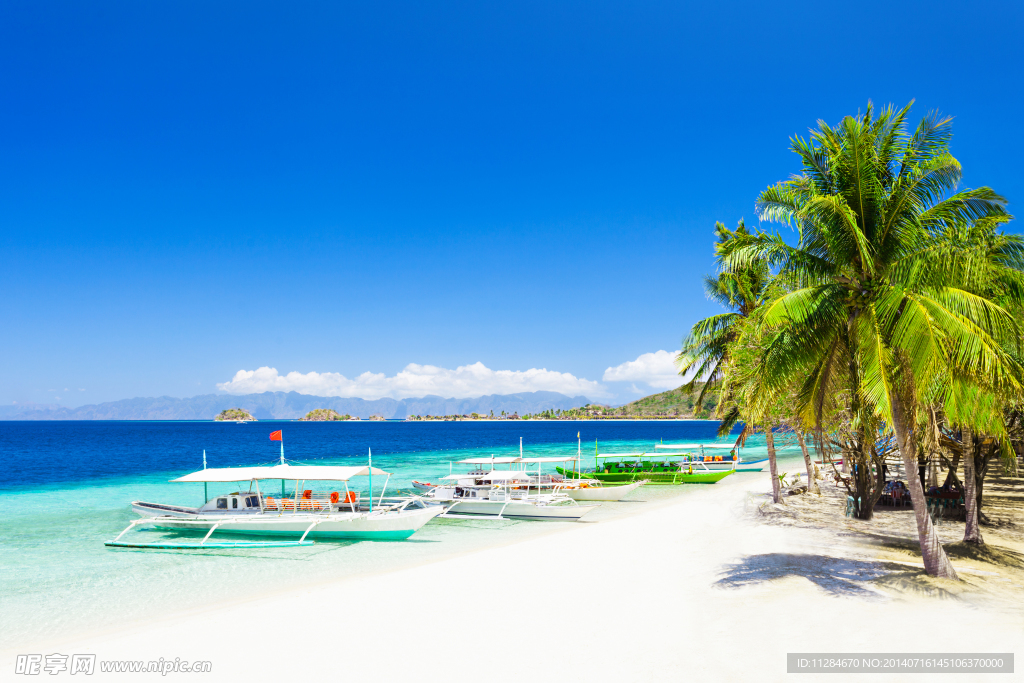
[5,470,1020,683]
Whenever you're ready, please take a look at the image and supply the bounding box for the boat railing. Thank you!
[260,491,361,514]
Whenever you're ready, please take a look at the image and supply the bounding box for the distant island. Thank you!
[214,408,256,421]
[404,384,719,421]
[571,384,720,419]
[299,408,352,421]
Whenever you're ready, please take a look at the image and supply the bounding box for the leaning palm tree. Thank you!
[724,101,1019,579]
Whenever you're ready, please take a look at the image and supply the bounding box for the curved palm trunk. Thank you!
[797,431,819,495]
[962,432,993,545]
[963,438,983,544]
[766,425,781,503]
[891,395,958,579]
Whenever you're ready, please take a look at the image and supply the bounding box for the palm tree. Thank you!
[677,221,783,500]
[726,101,1018,578]
[676,220,770,414]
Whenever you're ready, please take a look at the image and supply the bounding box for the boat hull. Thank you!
[665,458,766,471]
[561,481,645,501]
[142,505,442,540]
[556,467,733,484]
[444,499,598,520]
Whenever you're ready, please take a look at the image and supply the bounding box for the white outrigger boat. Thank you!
[549,436,648,501]
[420,455,598,521]
[108,462,442,549]
[554,478,646,501]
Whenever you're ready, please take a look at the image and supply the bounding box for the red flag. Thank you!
[269,430,283,441]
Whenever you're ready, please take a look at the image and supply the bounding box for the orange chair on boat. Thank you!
[330,491,340,504]
[302,490,312,499]
[265,496,277,511]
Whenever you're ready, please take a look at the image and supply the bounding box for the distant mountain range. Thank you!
[0,391,592,421]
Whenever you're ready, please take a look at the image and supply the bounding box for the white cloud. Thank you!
[602,350,684,390]
[217,362,609,400]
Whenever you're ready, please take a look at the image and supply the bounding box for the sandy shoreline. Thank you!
[4,467,1020,682]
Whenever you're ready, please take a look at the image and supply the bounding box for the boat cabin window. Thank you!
[216,498,228,509]
[232,498,238,509]
[245,496,257,507]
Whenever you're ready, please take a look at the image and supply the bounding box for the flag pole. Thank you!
[203,450,207,503]
[368,448,373,512]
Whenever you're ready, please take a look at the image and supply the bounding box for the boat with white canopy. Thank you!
[549,435,648,501]
[419,445,599,520]
[108,460,442,549]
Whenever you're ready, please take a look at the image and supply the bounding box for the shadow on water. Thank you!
[714,553,902,599]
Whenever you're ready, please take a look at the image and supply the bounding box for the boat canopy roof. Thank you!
[481,470,532,481]
[519,456,578,463]
[454,456,579,465]
[456,457,520,464]
[441,470,532,481]
[654,443,734,449]
[171,464,391,483]
[598,450,734,460]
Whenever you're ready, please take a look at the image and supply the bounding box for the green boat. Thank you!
[557,450,734,485]
[556,465,733,484]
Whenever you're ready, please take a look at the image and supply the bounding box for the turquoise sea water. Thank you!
[0,421,801,650]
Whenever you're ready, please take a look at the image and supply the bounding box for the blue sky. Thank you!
[3,0,1022,408]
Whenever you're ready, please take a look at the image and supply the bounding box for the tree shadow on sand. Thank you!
[714,554,906,599]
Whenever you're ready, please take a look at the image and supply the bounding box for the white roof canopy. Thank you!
[456,457,520,464]
[519,456,578,463]
[441,470,532,482]
[480,471,533,481]
[171,464,391,483]
[596,453,646,459]
[655,443,733,449]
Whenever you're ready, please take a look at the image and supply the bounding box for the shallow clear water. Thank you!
[0,420,794,649]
